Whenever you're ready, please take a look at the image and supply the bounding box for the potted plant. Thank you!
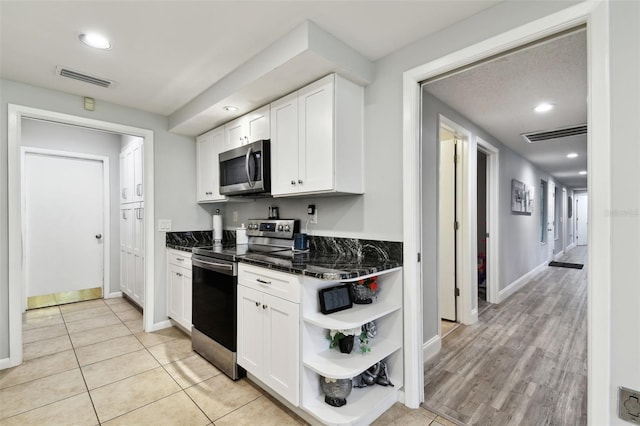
[328,328,361,354]
[349,276,379,304]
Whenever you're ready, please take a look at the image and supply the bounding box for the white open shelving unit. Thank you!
[299,267,403,425]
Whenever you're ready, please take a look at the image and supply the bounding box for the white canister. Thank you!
[236,224,248,245]
[213,212,223,243]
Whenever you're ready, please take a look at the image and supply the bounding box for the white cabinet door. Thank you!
[238,285,264,372]
[247,105,270,142]
[270,93,299,196]
[133,204,144,304]
[298,75,334,194]
[183,268,192,328]
[263,293,299,406]
[120,206,134,296]
[132,141,144,202]
[120,149,134,202]
[168,264,183,322]
[225,117,246,150]
[197,127,227,203]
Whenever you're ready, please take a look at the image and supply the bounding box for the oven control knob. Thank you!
[284,225,291,232]
[251,223,258,230]
[277,225,283,231]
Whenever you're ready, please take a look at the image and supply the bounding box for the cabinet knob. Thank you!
[95,234,102,240]
[291,180,296,185]
[298,179,303,184]
[262,304,268,310]
[255,301,261,307]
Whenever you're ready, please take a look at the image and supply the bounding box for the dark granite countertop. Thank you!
[238,251,402,280]
[166,243,212,252]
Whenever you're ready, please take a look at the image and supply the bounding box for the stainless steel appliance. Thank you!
[191,219,299,380]
[219,140,270,196]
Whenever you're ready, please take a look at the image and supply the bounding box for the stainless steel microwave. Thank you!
[219,139,271,196]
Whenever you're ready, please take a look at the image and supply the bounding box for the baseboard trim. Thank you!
[423,334,441,362]
[498,260,548,303]
[0,357,13,370]
[105,291,123,299]
[566,242,576,252]
[554,251,565,261]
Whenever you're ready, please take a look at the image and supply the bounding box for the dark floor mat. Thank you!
[549,261,584,269]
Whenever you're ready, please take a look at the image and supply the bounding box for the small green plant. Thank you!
[328,328,360,349]
[358,328,371,354]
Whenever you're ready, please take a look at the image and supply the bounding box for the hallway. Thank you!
[423,247,587,425]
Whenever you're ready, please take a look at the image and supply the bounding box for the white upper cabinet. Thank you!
[120,138,144,204]
[196,126,227,203]
[224,105,270,150]
[270,74,364,197]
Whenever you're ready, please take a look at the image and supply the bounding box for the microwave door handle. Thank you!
[245,146,255,188]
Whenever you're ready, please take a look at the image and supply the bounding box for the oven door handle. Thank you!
[245,147,255,188]
[192,258,236,275]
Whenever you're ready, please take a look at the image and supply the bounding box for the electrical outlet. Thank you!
[309,207,318,224]
[158,219,172,232]
[620,387,640,423]
[233,211,238,223]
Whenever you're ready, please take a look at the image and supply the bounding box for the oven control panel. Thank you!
[246,219,299,239]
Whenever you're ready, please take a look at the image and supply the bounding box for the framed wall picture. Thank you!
[511,179,533,215]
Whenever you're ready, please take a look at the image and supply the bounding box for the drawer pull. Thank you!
[176,258,185,261]
[256,278,271,285]
[262,304,268,310]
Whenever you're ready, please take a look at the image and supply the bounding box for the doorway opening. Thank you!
[476,150,487,303]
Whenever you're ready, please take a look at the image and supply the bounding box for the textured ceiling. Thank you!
[0,1,499,116]
[425,30,588,189]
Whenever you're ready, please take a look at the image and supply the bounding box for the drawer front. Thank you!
[239,264,300,303]
[167,250,192,269]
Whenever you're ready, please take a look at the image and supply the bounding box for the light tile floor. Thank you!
[1,298,452,426]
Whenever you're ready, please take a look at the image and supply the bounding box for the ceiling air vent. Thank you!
[522,124,587,143]
[56,66,113,88]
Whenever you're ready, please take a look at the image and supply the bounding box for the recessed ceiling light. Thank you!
[223,106,238,112]
[579,170,587,175]
[567,153,578,158]
[533,103,554,113]
[79,33,111,49]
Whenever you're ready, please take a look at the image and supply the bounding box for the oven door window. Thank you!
[192,265,237,351]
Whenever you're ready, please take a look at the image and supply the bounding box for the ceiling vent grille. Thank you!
[56,66,113,88]
[522,124,587,143]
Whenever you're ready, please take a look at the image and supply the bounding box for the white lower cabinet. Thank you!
[167,249,192,332]
[238,264,300,406]
[237,263,404,425]
[120,203,144,307]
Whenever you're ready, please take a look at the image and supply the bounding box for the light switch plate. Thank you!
[158,219,172,232]
[619,386,640,423]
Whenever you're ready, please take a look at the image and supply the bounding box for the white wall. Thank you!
[21,119,122,296]
[0,79,212,358]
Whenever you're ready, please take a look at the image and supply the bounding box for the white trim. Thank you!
[439,115,476,326]
[7,104,156,369]
[20,147,110,310]
[566,242,576,252]
[476,137,500,304]
[148,320,173,332]
[106,291,123,299]
[554,251,565,261]
[402,2,610,420]
[0,358,13,370]
[422,335,442,362]
[497,260,548,303]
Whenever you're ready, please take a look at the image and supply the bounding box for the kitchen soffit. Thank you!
[169,21,374,136]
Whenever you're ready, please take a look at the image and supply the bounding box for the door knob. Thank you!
[95,234,102,239]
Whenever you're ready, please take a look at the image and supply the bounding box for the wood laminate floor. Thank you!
[424,246,587,426]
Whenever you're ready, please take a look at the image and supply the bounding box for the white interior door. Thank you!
[576,194,589,246]
[439,131,457,322]
[24,151,104,297]
[547,181,555,260]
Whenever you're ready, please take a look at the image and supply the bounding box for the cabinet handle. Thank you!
[136,184,143,196]
[262,304,268,310]
[122,188,127,199]
[291,180,296,185]
[256,278,271,285]
[298,179,303,184]
[255,301,261,307]
[176,258,184,262]
[177,272,182,277]
[244,136,249,145]
[122,211,127,220]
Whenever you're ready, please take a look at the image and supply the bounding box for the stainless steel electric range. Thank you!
[190,219,299,380]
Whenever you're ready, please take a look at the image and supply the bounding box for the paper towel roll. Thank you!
[213,214,223,243]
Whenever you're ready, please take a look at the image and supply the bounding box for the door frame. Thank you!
[7,104,156,368]
[438,115,476,327]
[401,2,611,423]
[476,137,499,304]
[547,180,556,261]
[20,147,110,310]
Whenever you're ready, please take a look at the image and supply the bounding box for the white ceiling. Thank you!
[425,29,588,189]
[0,0,499,116]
